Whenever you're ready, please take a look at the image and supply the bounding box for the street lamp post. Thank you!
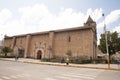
[102,13,110,69]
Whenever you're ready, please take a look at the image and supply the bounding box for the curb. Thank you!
[24,61,120,71]
[0,59,120,71]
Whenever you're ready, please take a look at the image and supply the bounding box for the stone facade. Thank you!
[3,16,97,59]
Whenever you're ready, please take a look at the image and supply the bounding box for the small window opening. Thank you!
[68,36,71,42]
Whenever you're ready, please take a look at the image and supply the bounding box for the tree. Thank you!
[98,31,120,56]
[1,46,13,56]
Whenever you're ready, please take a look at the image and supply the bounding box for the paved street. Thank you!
[0,60,120,80]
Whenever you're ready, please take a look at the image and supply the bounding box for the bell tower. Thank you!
[84,16,96,29]
[84,16,97,58]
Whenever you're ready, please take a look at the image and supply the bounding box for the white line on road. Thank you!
[45,78,58,80]
[18,73,31,77]
[68,73,97,78]
[7,68,19,71]
[61,73,95,79]
[16,74,24,77]
[2,76,11,79]
[65,70,104,78]
[54,76,81,80]
[10,75,18,78]
[44,70,102,80]
[22,73,31,77]
[0,78,3,80]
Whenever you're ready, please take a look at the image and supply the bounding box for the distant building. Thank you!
[3,16,97,59]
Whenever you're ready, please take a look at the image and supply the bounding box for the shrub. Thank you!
[70,59,92,64]
[0,55,15,58]
[110,58,117,64]
[41,58,50,62]
[1,46,13,56]
[41,57,117,64]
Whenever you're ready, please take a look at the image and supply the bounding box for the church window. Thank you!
[39,42,41,45]
[13,39,16,47]
[68,36,71,42]
[20,38,22,44]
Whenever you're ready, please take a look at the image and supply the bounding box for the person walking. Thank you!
[66,57,69,65]
[14,46,19,61]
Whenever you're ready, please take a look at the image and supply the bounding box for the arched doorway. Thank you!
[37,50,42,59]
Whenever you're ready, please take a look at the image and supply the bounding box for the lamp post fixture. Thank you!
[102,13,110,69]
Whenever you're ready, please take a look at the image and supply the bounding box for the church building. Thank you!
[3,16,97,59]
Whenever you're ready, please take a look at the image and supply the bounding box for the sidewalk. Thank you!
[0,58,120,71]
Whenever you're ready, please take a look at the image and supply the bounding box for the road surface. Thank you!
[0,60,120,80]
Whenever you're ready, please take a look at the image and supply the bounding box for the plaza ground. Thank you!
[0,60,120,80]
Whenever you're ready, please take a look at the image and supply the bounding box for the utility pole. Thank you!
[102,13,110,69]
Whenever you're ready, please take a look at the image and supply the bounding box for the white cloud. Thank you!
[0,3,104,43]
[97,34,101,45]
[112,25,120,33]
[0,8,12,24]
[97,9,120,29]
[97,10,120,44]
[0,19,25,36]
[19,5,86,31]
[18,4,103,33]
[19,4,52,25]
[85,8,103,21]
[52,8,85,28]
[105,10,120,25]
[0,9,13,40]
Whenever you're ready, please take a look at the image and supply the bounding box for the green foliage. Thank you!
[41,58,61,62]
[1,46,13,56]
[98,34,106,53]
[98,31,120,55]
[41,58,50,62]
[70,59,92,64]
[92,58,107,64]
[0,56,15,58]
[41,57,117,64]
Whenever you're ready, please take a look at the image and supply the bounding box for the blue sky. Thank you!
[0,0,119,14]
[0,0,120,44]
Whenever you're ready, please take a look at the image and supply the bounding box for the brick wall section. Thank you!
[29,33,49,58]
[3,38,12,48]
[53,28,94,58]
